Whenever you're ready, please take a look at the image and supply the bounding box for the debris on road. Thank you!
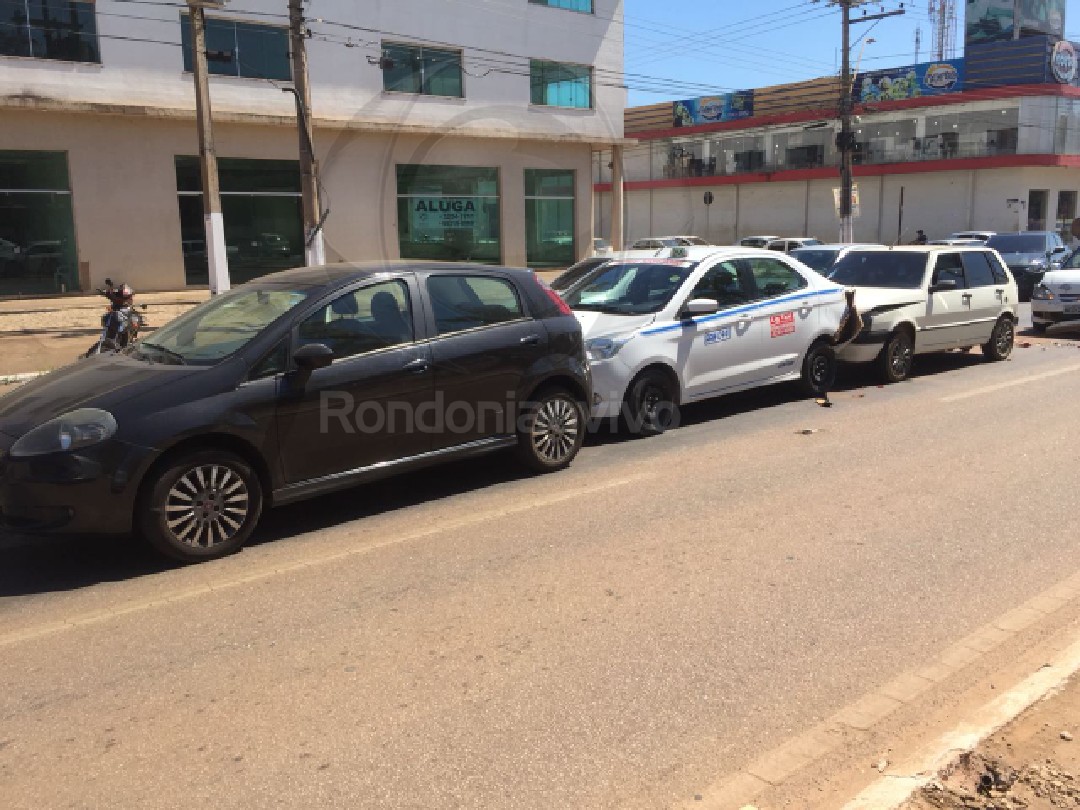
[1062,731,1074,742]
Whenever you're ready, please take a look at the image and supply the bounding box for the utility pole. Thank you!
[288,0,326,267]
[831,1,904,244]
[187,0,230,293]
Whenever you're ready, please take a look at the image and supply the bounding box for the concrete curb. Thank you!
[0,372,46,386]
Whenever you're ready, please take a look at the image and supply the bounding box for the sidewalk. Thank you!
[903,672,1080,810]
[0,290,209,376]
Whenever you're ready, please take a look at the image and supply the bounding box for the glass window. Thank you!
[0,0,99,62]
[932,253,966,288]
[530,60,592,108]
[525,169,575,268]
[298,280,414,360]
[747,258,807,298]
[382,43,463,98]
[0,150,79,295]
[830,251,927,289]
[135,288,311,366]
[1056,191,1077,243]
[563,261,697,315]
[986,252,1011,284]
[689,261,752,309]
[249,340,289,380]
[1028,189,1049,231]
[961,252,997,288]
[175,157,304,286]
[529,0,593,11]
[180,13,291,81]
[426,275,524,336]
[397,165,501,264]
[790,248,841,276]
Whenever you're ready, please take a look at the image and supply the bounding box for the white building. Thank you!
[0,0,625,294]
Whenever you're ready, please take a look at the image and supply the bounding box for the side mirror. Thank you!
[682,298,720,318]
[293,342,334,370]
[929,279,958,293]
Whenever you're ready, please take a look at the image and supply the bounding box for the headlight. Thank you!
[10,408,118,458]
[586,335,634,361]
[1032,284,1054,301]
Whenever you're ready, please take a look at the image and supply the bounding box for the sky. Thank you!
[622,0,1080,106]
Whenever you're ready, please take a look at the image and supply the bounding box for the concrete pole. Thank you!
[839,0,855,244]
[611,146,625,251]
[189,4,230,293]
[289,0,326,267]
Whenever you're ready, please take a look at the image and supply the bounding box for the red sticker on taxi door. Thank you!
[770,311,795,338]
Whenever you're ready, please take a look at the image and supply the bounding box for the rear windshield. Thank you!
[986,234,1045,253]
[790,249,840,275]
[829,251,926,289]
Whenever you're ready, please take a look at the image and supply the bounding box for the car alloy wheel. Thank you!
[530,396,581,466]
[983,316,1015,361]
[800,339,836,397]
[626,370,677,436]
[516,388,585,473]
[166,464,250,550]
[140,449,263,562]
[879,330,914,383]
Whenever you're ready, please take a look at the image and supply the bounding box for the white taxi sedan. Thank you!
[562,247,851,434]
[1032,251,1080,333]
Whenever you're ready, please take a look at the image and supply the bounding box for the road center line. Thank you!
[940,362,1080,403]
[0,475,647,649]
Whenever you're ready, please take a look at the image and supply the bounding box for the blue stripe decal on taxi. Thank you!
[640,288,845,336]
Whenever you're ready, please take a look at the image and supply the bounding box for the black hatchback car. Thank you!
[0,263,591,562]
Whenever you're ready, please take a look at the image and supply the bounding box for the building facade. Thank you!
[0,0,625,295]
[596,32,1080,247]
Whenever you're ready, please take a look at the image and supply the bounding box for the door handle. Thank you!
[961,293,973,302]
[520,334,541,346]
[736,318,752,330]
[403,357,430,374]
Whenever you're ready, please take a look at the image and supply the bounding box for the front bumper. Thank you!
[1031,298,1080,325]
[0,437,156,535]
[836,316,889,363]
[587,357,633,420]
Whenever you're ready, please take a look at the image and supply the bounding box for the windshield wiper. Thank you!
[138,342,188,365]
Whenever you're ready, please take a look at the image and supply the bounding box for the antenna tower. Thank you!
[927,0,958,60]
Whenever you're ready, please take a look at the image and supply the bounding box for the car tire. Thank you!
[138,449,263,563]
[515,387,585,473]
[799,339,836,397]
[877,329,914,383]
[624,370,678,436]
[982,316,1015,361]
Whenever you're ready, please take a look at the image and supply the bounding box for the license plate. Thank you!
[1064,304,1080,315]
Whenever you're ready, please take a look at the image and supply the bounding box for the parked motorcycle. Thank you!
[85,278,147,357]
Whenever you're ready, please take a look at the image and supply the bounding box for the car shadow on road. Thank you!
[0,455,536,597]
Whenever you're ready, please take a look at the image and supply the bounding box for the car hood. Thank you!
[838,287,924,314]
[1039,268,1080,290]
[0,354,201,438]
[572,310,656,340]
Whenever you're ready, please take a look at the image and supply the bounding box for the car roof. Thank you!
[845,245,991,253]
[792,243,884,250]
[248,261,533,290]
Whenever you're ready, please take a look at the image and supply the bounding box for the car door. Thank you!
[920,252,973,349]
[274,277,435,485]
[744,255,816,377]
[423,273,548,450]
[961,250,1008,343]
[677,259,771,400]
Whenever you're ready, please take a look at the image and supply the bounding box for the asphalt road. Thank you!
[3,312,1080,809]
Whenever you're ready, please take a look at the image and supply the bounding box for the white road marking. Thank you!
[0,475,647,648]
[940,362,1080,403]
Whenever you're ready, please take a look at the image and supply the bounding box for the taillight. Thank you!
[536,277,572,316]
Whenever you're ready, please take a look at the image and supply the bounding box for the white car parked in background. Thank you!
[563,247,853,434]
[831,246,1018,382]
[1031,249,1080,333]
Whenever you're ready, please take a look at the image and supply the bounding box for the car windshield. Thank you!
[790,248,840,274]
[986,234,1046,253]
[130,286,311,366]
[564,261,697,315]
[1063,249,1080,269]
[550,258,609,292]
[829,251,926,289]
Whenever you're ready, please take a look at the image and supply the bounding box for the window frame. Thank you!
[960,251,998,288]
[529,59,593,109]
[423,273,529,338]
[931,252,968,289]
[381,41,465,99]
[528,0,594,13]
[293,278,418,365]
[179,11,292,82]
[0,0,100,64]
[745,256,809,301]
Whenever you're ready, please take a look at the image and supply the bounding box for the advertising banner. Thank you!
[673,91,754,127]
[966,0,1015,45]
[407,196,480,239]
[1017,0,1066,40]
[854,59,964,103]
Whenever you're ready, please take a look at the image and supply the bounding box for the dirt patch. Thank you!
[905,675,1080,810]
